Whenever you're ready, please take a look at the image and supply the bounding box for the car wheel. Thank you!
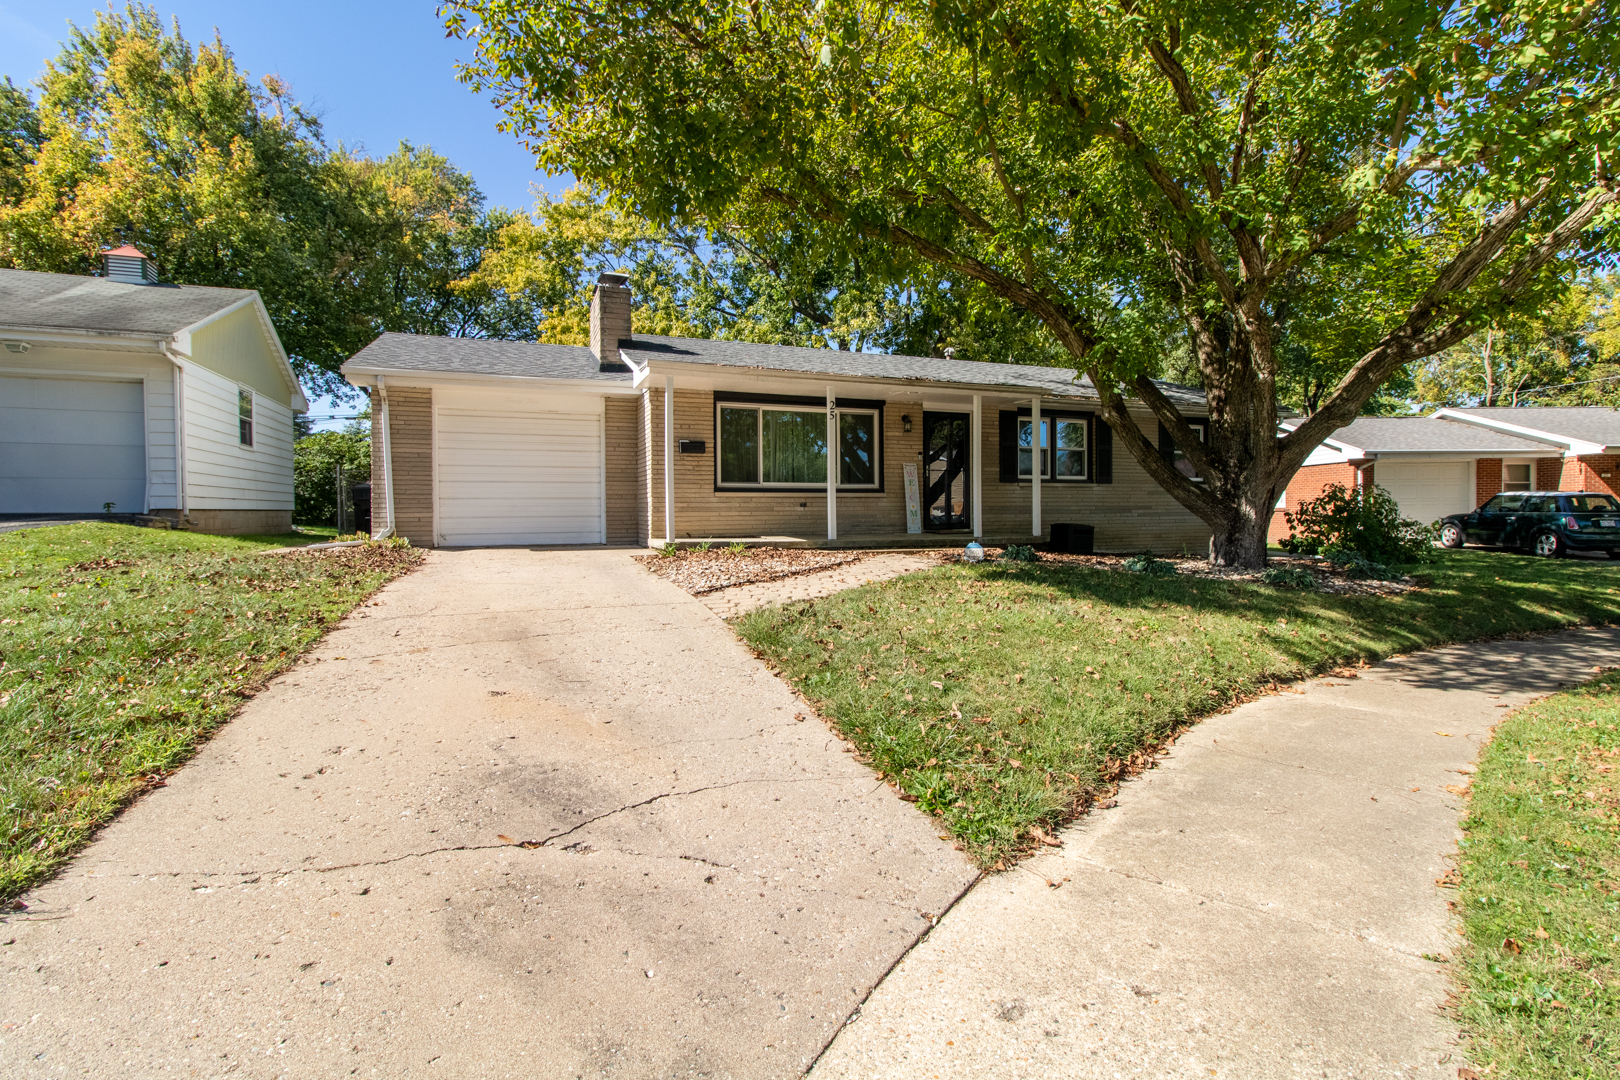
[1532,531,1565,558]
[1439,522,1464,548]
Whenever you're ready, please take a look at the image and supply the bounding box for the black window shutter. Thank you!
[1158,421,1176,462]
[1095,416,1113,484]
[999,411,1018,482]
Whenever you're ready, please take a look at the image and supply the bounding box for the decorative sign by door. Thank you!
[903,463,922,533]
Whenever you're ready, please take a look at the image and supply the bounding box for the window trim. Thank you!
[237,387,255,449]
[712,392,885,493]
[1009,408,1092,483]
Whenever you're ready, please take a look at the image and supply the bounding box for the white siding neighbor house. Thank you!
[0,248,307,534]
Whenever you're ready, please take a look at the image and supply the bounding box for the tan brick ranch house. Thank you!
[1271,407,1620,541]
[341,274,1213,551]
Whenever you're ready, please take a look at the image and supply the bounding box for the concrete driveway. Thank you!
[1,548,975,1078]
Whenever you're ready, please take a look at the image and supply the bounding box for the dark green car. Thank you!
[1438,491,1620,558]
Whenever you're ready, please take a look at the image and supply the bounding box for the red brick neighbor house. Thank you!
[341,273,1215,552]
[1270,407,1620,542]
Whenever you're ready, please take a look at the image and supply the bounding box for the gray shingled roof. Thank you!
[1307,415,1555,453]
[0,267,254,337]
[1452,406,1620,448]
[342,330,1211,405]
[344,332,629,383]
[622,335,1137,399]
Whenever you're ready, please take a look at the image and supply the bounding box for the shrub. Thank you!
[1278,482,1435,564]
[1261,565,1318,590]
[1328,550,1394,580]
[1002,545,1039,563]
[1123,552,1178,576]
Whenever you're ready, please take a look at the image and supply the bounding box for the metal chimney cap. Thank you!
[597,272,629,288]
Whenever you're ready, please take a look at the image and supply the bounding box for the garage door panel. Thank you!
[1376,461,1472,525]
[435,404,604,547]
[0,376,146,514]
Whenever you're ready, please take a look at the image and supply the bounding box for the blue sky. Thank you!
[0,1,571,425]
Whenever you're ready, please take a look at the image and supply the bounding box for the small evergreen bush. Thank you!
[1278,482,1435,564]
[1002,545,1039,563]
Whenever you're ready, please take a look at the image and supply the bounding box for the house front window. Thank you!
[1503,461,1533,491]
[717,402,880,489]
[1019,415,1089,480]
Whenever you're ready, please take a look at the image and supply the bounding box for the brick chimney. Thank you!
[590,272,632,371]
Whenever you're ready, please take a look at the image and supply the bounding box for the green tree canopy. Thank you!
[448,0,1620,566]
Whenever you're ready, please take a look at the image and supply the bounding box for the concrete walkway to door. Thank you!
[810,625,1620,1079]
[0,549,976,1079]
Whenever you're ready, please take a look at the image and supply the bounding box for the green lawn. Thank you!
[1451,673,1619,1078]
[0,523,421,900]
[736,549,1620,867]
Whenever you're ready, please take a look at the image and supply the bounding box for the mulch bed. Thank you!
[638,547,867,595]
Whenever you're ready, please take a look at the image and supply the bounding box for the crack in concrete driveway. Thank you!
[0,548,976,1079]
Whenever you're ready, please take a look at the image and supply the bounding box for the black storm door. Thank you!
[922,412,971,530]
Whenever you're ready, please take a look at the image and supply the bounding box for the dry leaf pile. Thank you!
[639,547,866,595]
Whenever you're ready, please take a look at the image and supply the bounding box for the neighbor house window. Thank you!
[1502,461,1532,491]
[717,402,880,488]
[1019,415,1089,480]
[238,389,254,447]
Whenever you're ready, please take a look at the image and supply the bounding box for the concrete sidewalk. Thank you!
[0,549,975,1079]
[811,625,1620,1079]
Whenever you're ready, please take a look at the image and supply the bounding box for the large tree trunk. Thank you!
[1207,482,1277,569]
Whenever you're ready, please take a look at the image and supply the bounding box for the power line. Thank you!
[1512,371,1620,397]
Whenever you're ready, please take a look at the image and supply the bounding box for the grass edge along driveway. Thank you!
[1450,671,1619,1080]
[736,549,1620,869]
[1,523,422,901]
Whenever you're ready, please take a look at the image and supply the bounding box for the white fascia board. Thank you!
[341,365,642,396]
[172,294,307,412]
[1432,408,1605,455]
[631,357,1118,408]
[1300,443,1354,467]
[0,325,167,351]
[1371,450,1562,462]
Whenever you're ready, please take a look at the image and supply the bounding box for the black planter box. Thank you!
[1048,522,1094,555]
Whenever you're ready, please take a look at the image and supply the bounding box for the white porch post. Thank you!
[663,375,675,544]
[1030,396,1042,538]
[825,386,838,541]
[970,394,983,539]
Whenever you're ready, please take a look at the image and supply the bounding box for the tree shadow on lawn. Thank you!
[738,548,1620,867]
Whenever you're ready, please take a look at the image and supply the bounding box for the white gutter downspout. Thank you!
[375,376,396,540]
[161,346,190,525]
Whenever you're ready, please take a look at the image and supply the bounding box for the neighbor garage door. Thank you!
[1375,460,1473,527]
[434,391,604,546]
[0,375,146,514]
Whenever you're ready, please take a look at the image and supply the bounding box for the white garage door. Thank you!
[1375,461,1473,526]
[0,376,146,514]
[435,396,603,546]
